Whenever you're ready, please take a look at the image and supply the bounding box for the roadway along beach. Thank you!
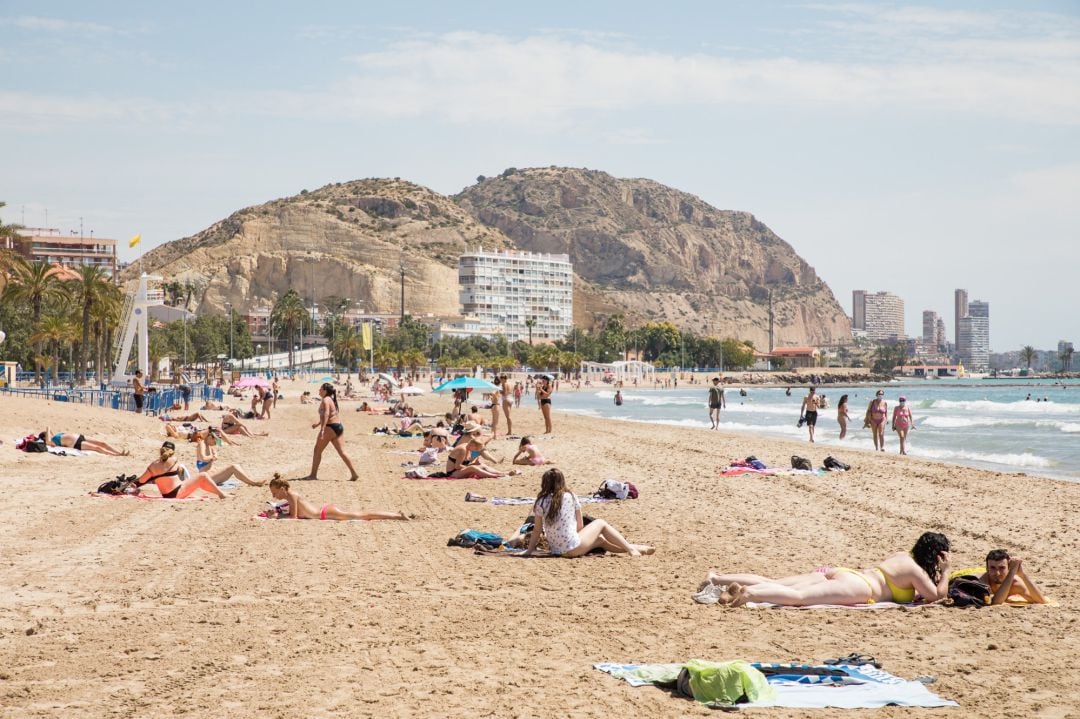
[1,389,1078,718]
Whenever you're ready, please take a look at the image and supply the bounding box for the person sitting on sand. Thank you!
[358,401,370,411]
[445,423,516,479]
[40,428,129,456]
[263,474,407,521]
[512,436,553,466]
[189,429,264,487]
[697,531,952,606]
[523,468,653,558]
[220,412,268,438]
[131,441,227,499]
[980,549,1048,605]
[301,391,313,404]
[467,405,487,427]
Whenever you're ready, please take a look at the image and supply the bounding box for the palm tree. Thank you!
[1021,345,1037,371]
[91,282,123,385]
[69,266,112,385]
[525,317,536,346]
[1066,347,1075,374]
[2,258,64,383]
[271,289,308,372]
[331,324,364,373]
[30,315,77,385]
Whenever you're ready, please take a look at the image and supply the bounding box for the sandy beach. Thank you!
[1,385,1078,719]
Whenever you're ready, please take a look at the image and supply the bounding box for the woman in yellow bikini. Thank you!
[697,532,951,606]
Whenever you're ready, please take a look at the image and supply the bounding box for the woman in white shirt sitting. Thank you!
[524,468,653,558]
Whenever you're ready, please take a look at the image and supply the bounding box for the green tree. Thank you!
[30,315,77,385]
[524,317,536,346]
[2,258,65,383]
[69,265,112,385]
[1021,345,1037,370]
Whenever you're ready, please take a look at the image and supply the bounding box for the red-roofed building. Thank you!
[764,346,820,369]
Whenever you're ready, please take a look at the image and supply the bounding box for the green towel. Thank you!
[685,659,777,705]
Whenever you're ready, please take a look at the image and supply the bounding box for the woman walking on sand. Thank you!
[865,390,888,451]
[303,382,359,481]
[499,374,514,436]
[537,376,554,435]
[892,395,915,455]
[490,379,503,439]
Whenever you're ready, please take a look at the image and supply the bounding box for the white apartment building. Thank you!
[958,300,990,371]
[862,291,905,341]
[458,249,573,344]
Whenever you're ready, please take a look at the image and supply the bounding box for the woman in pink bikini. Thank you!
[865,390,888,451]
[512,436,553,466]
[891,395,915,455]
[264,475,408,521]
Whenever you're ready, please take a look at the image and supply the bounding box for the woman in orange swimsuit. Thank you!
[263,475,407,521]
[697,532,952,607]
[132,441,227,499]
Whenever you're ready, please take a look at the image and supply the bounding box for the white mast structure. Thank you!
[111,273,164,385]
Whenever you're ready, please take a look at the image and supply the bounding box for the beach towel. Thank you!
[720,466,825,477]
[48,446,94,457]
[594,662,958,708]
[743,601,930,610]
[252,515,368,522]
[403,472,500,480]
[89,492,216,502]
[487,495,614,506]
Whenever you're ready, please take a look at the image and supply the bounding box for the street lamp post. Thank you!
[225,303,234,371]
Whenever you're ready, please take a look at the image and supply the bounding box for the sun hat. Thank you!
[430,428,450,438]
[461,421,483,434]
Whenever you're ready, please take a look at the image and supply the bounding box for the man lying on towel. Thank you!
[981,549,1048,605]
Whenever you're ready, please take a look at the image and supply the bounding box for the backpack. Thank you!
[790,455,813,471]
[97,474,138,495]
[948,576,991,607]
[823,456,851,471]
[596,479,638,500]
[447,529,503,549]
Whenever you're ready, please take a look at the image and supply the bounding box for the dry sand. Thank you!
[1,384,1078,718]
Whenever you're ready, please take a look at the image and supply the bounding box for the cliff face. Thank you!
[128,179,513,316]
[454,168,851,347]
[131,169,851,348]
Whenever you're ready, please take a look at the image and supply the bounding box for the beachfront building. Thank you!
[767,346,820,369]
[580,360,656,386]
[852,290,867,331]
[954,288,968,352]
[9,228,118,278]
[860,291,905,341]
[458,248,573,344]
[957,300,990,372]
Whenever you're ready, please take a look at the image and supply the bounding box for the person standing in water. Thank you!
[707,377,726,430]
[892,395,915,455]
[836,394,852,440]
[614,390,623,407]
[865,390,888,451]
[800,386,821,443]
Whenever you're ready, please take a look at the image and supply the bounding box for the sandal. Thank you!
[823,653,881,668]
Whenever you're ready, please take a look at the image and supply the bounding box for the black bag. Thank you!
[97,474,137,495]
[25,439,47,453]
[948,576,991,607]
[823,456,851,471]
[791,455,813,471]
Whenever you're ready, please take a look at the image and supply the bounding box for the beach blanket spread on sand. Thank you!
[594,662,958,708]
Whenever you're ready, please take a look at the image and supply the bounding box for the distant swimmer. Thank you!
[785,387,792,396]
[739,388,747,397]
[1026,394,1032,401]
[614,390,623,407]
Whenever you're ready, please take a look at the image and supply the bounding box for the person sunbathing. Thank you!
[263,475,407,520]
[160,410,210,423]
[980,549,1048,605]
[40,428,129,456]
[524,468,653,558]
[512,436,553,466]
[220,413,268,438]
[190,429,264,486]
[201,400,227,411]
[131,441,226,499]
[697,532,952,606]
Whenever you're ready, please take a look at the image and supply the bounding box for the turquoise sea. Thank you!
[555,380,1080,482]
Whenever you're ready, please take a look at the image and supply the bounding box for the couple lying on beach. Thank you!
[697,533,1048,606]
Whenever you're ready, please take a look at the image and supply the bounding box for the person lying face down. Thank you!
[981,549,1048,605]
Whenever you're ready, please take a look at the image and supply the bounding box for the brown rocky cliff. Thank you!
[454,167,852,348]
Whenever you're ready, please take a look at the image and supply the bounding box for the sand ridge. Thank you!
[0,386,1077,718]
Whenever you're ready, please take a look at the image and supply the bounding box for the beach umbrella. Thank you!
[400,386,426,395]
[432,376,499,393]
[233,377,270,389]
[309,376,335,383]
[376,372,400,387]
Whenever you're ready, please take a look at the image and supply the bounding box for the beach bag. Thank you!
[790,455,813,471]
[823,456,851,471]
[596,479,638,500]
[404,468,429,479]
[447,529,503,549]
[97,474,138,495]
[948,576,991,607]
[17,434,47,453]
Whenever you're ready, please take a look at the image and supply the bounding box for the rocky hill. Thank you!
[130,169,851,348]
[454,168,851,347]
[128,179,512,316]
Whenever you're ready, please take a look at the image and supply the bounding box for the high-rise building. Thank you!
[922,310,939,346]
[935,318,947,351]
[862,291,905,341]
[852,290,867,330]
[458,248,573,344]
[954,289,968,353]
[11,228,118,278]
[958,300,990,371]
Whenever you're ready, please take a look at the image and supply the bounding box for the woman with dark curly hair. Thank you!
[697,532,951,606]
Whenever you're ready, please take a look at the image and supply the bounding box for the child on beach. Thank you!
[263,474,408,521]
[512,437,553,466]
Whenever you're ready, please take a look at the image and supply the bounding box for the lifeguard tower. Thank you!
[111,274,165,386]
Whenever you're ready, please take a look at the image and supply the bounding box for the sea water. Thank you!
[555,380,1080,482]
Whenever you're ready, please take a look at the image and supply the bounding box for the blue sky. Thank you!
[2,1,1078,349]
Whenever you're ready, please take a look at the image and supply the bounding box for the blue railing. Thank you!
[0,383,223,414]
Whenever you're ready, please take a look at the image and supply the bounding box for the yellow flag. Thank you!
[361,322,373,352]
[128,234,141,248]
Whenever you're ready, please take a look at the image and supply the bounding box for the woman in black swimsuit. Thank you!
[132,441,226,499]
[304,383,359,481]
[537,377,554,435]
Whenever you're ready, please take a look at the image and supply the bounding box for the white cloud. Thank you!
[0,15,124,35]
